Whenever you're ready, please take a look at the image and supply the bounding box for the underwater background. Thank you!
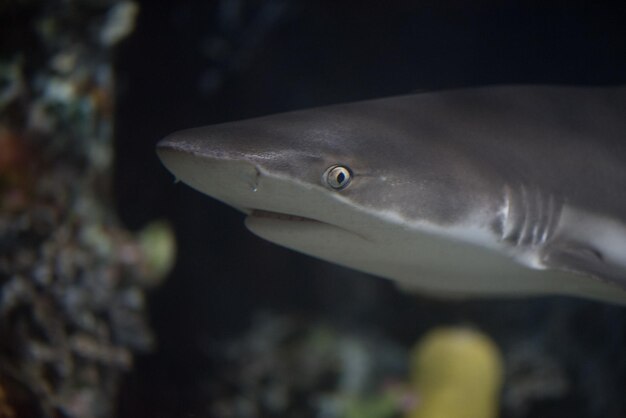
[1,1,626,417]
[115,2,626,417]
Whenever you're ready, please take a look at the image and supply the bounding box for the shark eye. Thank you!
[324,165,352,190]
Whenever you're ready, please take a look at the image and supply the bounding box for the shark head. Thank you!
[158,98,497,229]
[157,88,626,303]
[157,99,501,294]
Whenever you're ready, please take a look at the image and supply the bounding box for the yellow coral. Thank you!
[407,327,503,418]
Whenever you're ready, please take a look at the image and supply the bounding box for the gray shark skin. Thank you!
[157,85,626,304]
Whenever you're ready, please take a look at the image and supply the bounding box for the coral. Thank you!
[206,314,407,418]
[0,1,171,417]
[406,327,503,418]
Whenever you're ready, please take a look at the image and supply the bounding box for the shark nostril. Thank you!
[252,167,260,192]
[246,166,261,192]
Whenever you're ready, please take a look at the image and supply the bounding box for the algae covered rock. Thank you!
[0,1,171,417]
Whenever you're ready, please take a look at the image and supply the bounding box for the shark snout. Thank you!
[157,141,264,213]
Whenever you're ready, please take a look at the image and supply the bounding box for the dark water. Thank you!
[114,2,626,417]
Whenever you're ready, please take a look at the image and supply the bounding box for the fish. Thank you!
[156,85,626,304]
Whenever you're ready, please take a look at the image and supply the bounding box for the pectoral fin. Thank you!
[542,243,626,290]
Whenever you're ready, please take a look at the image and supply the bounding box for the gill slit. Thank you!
[500,183,562,248]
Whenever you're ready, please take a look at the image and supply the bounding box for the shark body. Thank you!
[157,85,626,304]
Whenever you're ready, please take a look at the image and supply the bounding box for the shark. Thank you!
[157,85,626,304]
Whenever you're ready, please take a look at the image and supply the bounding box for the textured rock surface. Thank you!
[0,2,165,417]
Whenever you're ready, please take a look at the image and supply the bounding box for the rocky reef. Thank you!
[0,1,173,417]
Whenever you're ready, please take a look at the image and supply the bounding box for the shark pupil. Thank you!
[325,165,351,189]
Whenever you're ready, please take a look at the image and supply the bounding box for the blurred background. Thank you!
[112,1,626,417]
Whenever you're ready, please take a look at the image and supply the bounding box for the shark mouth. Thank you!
[247,208,368,242]
[248,209,320,223]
